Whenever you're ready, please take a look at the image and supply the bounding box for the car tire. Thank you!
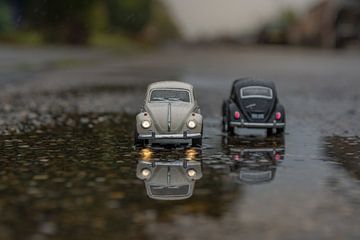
[267,128,274,136]
[192,138,202,147]
[134,131,145,147]
[222,101,235,135]
[224,118,235,135]
[222,101,228,132]
[222,115,228,132]
[228,126,235,136]
[276,128,285,136]
[192,126,203,147]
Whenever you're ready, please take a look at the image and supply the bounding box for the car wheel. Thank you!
[267,128,274,136]
[276,128,285,136]
[192,138,202,147]
[222,115,228,132]
[134,131,145,147]
[224,117,235,135]
[223,112,235,135]
[222,100,231,133]
[228,126,235,136]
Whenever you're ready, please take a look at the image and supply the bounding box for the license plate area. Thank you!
[251,113,264,119]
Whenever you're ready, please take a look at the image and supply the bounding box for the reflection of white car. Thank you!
[135,81,203,146]
[136,160,202,200]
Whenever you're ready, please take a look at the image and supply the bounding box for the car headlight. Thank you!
[187,169,197,177]
[141,168,152,178]
[187,120,197,129]
[141,120,151,129]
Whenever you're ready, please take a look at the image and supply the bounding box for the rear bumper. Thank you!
[230,120,285,128]
[138,132,202,139]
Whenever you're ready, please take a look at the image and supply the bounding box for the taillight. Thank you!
[233,154,240,161]
[234,111,240,119]
[275,112,282,120]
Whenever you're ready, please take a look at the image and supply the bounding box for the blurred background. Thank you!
[1,1,360,240]
[0,0,359,48]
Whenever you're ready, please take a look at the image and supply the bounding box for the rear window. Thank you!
[150,89,190,102]
[240,86,273,99]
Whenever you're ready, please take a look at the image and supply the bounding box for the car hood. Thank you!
[145,102,194,133]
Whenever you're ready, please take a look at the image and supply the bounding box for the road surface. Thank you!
[0,45,359,240]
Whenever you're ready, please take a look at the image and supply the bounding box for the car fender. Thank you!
[185,112,203,133]
[228,101,241,121]
[275,104,286,122]
[136,112,154,134]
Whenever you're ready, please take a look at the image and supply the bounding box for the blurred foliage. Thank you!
[22,0,97,44]
[106,0,151,35]
[145,0,179,43]
[0,1,13,33]
[0,0,179,46]
[257,8,297,45]
[278,9,297,27]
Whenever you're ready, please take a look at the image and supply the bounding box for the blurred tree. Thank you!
[2,0,178,45]
[279,9,297,27]
[0,0,13,34]
[143,0,179,43]
[106,0,151,35]
[257,8,297,45]
[22,0,97,44]
[91,0,108,33]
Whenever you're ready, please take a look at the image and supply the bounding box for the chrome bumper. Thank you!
[230,147,285,153]
[138,132,202,139]
[230,120,285,128]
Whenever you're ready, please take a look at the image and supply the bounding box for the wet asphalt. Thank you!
[0,45,359,240]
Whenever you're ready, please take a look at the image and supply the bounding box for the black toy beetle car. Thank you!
[222,78,285,136]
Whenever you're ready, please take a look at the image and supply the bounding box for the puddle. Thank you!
[0,113,359,239]
[324,136,360,180]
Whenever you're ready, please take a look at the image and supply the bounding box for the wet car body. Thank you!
[135,81,203,146]
[136,159,202,200]
[222,78,285,136]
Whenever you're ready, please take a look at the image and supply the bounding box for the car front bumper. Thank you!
[230,120,285,128]
[138,132,202,139]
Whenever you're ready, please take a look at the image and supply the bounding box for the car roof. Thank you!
[147,81,194,91]
[231,77,277,100]
[232,77,276,90]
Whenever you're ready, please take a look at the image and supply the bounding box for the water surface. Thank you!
[0,113,359,240]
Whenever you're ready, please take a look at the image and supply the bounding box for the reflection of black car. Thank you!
[136,160,202,200]
[229,146,284,184]
[224,137,285,184]
[222,78,285,136]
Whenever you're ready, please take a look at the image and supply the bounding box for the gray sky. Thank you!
[164,0,318,40]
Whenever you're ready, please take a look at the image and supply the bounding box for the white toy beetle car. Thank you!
[135,81,203,146]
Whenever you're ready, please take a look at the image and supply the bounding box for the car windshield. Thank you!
[149,185,190,196]
[150,89,190,102]
[240,86,273,99]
